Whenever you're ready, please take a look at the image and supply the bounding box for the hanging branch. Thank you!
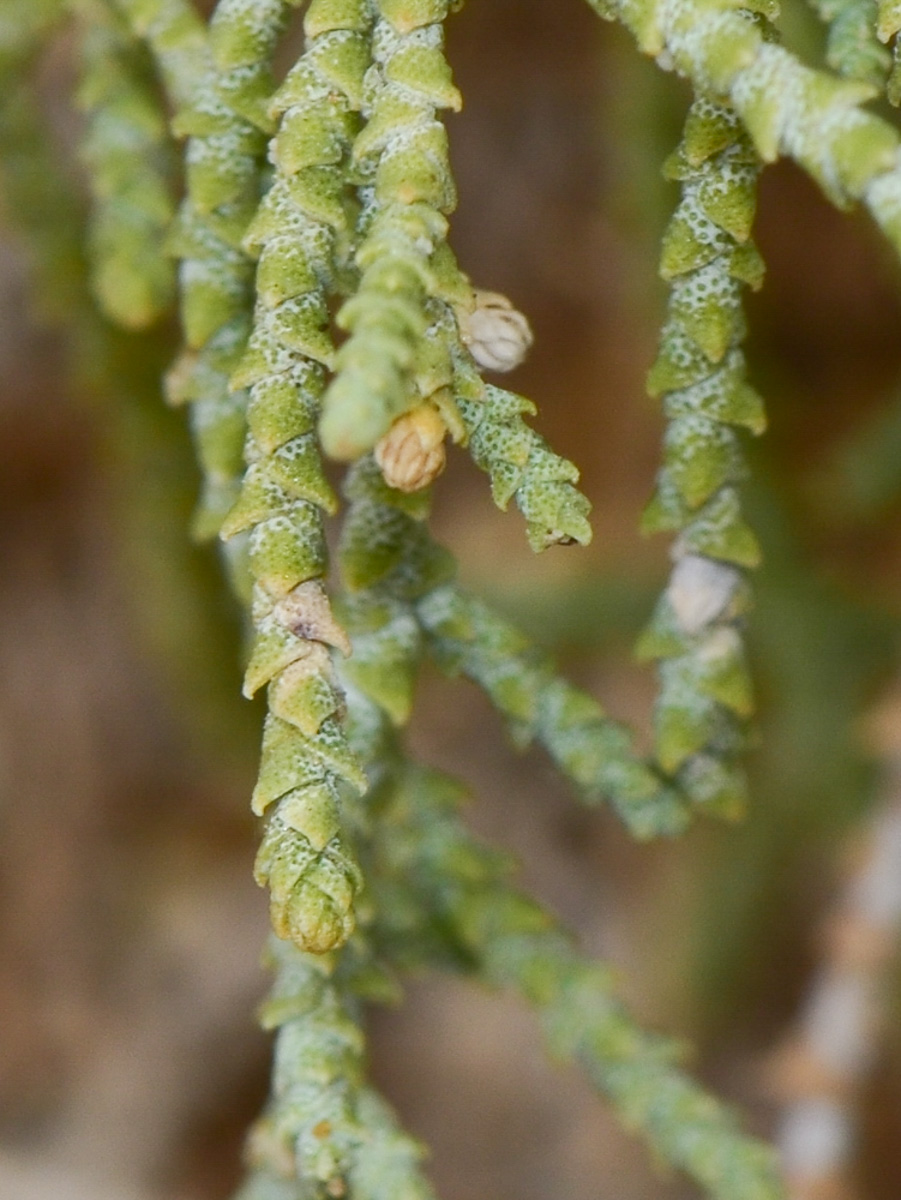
[635,96,763,817]
[319,0,470,461]
[74,0,177,328]
[366,755,785,1200]
[418,579,692,835]
[117,0,265,549]
[235,935,436,1200]
[314,1,596,561]
[220,0,378,954]
[21,0,901,1193]
[329,657,785,1200]
[583,0,901,260]
[808,0,891,89]
[368,753,784,1200]
[450,342,594,551]
[339,448,768,838]
[120,0,370,950]
[330,455,783,1198]
[337,453,686,836]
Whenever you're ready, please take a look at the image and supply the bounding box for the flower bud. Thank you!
[459,290,533,372]
[666,553,740,635]
[375,405,447,492]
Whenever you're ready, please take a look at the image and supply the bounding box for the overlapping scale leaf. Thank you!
[222,1,378,955]
[236,936,434,1200]
[209,0,301,132]
[319,0,471,461]
[452,362,593,551]
[117,0,265,539]
[75,0,176,328]
[250,690,367,953]
[639,99,763,817]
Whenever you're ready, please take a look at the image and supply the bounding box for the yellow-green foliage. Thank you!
[75,0,177,327]
[17,0,901,1194]
[318,0,467,460]
[637,98,762,816]
[221,0,373,956]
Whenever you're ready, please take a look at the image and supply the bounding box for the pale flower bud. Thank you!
[666,553,740,635]
[459,290,533,372]
[375,405,447,493]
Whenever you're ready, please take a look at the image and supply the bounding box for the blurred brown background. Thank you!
[4,2,901,1198]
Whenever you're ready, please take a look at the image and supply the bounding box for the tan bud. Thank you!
[459,289,533,372]
[375,405,447,492]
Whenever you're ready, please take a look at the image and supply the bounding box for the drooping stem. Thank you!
[220,0,376,956]
[319,0,470,461]
[334,683,786,1200]
[74,0,178,328]
[234,934,436,1200]
[583,0,901,257]
[636,97,764,818]
[808,0,890,91]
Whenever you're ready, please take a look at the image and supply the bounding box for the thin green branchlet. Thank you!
[363,739,785,1200]
[451,334,594,552]
[234,935,435,1200]
[74,0,178,328]
[318,0,469,461]
[636,97,763,819]
[582,0,901,240]
[113,0,256,578]
[808,0,891,90]
[330,460,783,1199]
[120,0,371,954]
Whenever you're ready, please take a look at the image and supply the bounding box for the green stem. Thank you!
[584,0,901,253]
